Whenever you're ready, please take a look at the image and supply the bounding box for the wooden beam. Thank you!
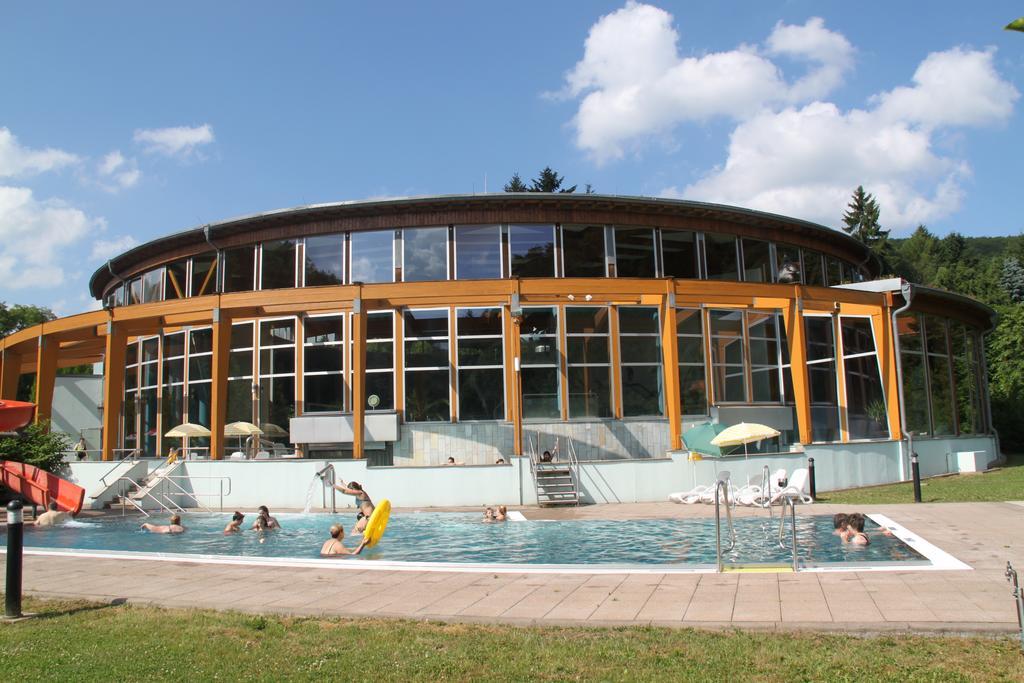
[661,293,682,450]
[351,294,367,459]
[781,298,812,444]
[610,306,622,418]
[101,324,127,461]
[209,311,232,460]
[504,305,522,455]
[872,310,902,440]
[34,336,60,426]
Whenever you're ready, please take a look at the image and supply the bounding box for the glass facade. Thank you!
[618,307,662,416]
[840,317,888,440]
[304,234,344,286]
[708,310,746,403]
[566,306,611,418]
[562,225,605,277]
[676,308,707,416]
[509,225,555,277]
[805,316,839,442]
[614,227,656,278]
[403,227,448,282]
[350,230,393,283]
[303,315,344,413]
[260,239,296,290]
[520,307,561,419]
[404,309,450,422]
[456,307,504,420]
[662,230,698,279]
[363,311,395,411]
[258,318,296,442]
[455,225,501,280]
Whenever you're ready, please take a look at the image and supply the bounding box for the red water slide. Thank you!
[0,461,86,514]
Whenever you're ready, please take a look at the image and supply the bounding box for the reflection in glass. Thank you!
[619,306,662,416]
[803,250,825,286]
[509,225,554,277]
[261,240,296,290]
[705,233,738,281]
[455,225,500,279]
[709,310,745,402]
[841,318,888,439]
[775,244,801,284]
[662,230,698,279]
[191,252,218,297]
[305,234,344,286]
[404,308,450,422]
[350,230,393,283]
[614,228,656,278]
[562,225,605,277]
[805,316,839,441]
[520,307,560,419]
[676,308,707,415]
[403,227,448,282]
[741,239,771,282]
[223,246,255,293]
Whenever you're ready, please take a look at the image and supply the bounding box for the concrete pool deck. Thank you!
[3,501,1022,634]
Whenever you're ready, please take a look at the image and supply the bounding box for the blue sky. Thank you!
[2,1,1023,314]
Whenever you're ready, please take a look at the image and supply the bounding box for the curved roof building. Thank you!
[0,193,997,498]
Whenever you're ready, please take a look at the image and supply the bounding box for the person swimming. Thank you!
[495,505,508,522]
[142,514,185,534]
[320,523,369,556]
[224,511,245,534]
[845,513,870,545]
[483,507,495,523]
[332,480,375,533]
[252,505,281,530]
[35,502,71,527]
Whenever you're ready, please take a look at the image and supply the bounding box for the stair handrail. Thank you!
[98,448,142,487]
[111,476,182,516]
[155,475,218,513]
[714,471,736,572]
[777,493,800,572]
[760,464,773,516]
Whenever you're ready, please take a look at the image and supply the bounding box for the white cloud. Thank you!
[0,128,79,178]
[95,150,141,192]
[0,185,102,289]
[90,234,138,261]
[560,4,852,163]
[133,124,214,158]
[559,3,1018,231]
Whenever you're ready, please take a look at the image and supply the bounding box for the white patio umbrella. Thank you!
[164,422,212,438]
[710,422,781,459]
[224,421,263,437]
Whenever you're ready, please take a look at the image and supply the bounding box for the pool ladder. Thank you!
[777,493,800,572]
[713,471,736,572]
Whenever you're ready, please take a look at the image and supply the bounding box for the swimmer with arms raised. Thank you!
[332,480,375,533]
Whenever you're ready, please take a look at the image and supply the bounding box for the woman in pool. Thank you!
[320,523,369,556]
[224,511,245,534]
[844,513,870,545]
[495,505,508,522]
[142,515,185,534]
[332,480,375,533]
[253,505,281,530]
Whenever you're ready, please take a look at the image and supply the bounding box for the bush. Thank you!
[0,420,71,474]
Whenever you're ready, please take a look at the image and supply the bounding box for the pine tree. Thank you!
[842,186,889,246]
[1000,257,1024,303]
[503,172,528,192]
[529,167,576,193]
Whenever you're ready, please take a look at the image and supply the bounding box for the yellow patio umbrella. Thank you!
[710,422,780,458]
[224,421,263,437]
[164,422,212,438]
[259,423,288,438]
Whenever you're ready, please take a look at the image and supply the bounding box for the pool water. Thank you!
[10,512,925,567]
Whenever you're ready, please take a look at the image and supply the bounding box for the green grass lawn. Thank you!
[1,596,1022,681]
[819,454,1024,505]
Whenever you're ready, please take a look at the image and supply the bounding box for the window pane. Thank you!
[455,225,500,279]
[305,346,344,373]
[405,339,449,368]
[304,234,344,286]
[803,250,825,286]
[928,354,955,435]
[405,369,450,421]
[366,311,393,340]
[614,227,656,278]
[952,325,981,434]
[189,356,212,382]
[231,322,253,349]
[403,227,448,282]
[679,365,707,415]
[139,388,158,456]
[261,239,296,290]
[229,350,252,378]
[509,224,554,277]
[141,338,159,363]
[305,374,344,413]
[304,316,343,344]
[457,338,502,367]
[676,308,703,336]
[618,307,659,334]
[750,367,780,402]
[365,372,394,411]
[924,316,948,355]
[844,355,889,439]
[900,352,930,435]
[404,309,448,337]
[522,367,560,419]
[709,309,746,402]
[366,342,393,370]
[260,348,295,375]
[191,253,218,296]
[841,318,876,357]
[805,317,835,362]
[567,337,609,364]
[228,379,253,423]
[457,307,502,336]
[741,239,771,282]
[260,319,295,347]
[705,233,738,281]
[142,269,163,302]
[259,376,295,437]
[562,225,605,277]
[521,307,557,336]
[662,229,698,278]
[775,244,802,284]
[163,358,184,385]
[521,335,558,366]
[190,328,212,355]
[458,368,504,420]
[566,306,609,334]
[897,314,923,353]
[678,337,704,364]
[826,257,843,286]
[568,366,612,418]
[128,278,143,305]
[223,246,255,293]
[622,365,663,416]
[188,382,211,427]
[161,385,184,442]
[621,337,660,364]
[350,230,393,283]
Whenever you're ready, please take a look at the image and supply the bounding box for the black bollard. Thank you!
[5,500,24,618]
[807,457,816,499]
[911,452,922,503]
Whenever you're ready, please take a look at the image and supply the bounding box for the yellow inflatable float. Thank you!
[362,498,391,547]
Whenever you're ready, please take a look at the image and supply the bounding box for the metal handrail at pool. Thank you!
[713,472,736,572]
[777,493,799,572]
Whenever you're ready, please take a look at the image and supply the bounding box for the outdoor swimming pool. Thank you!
[10,511,931,569]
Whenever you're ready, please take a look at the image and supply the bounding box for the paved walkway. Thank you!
[4,502,1022,634]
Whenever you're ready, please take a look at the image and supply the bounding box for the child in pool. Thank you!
[483,507,495,523]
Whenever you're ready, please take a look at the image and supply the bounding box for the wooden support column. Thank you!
[504,305,522,455]
[101,323,127,461]
[351,294,367,459]
[660,289,682,451]
[871,307,902,440]
[209,309,232,460]
[0,349,21,400]
[34,335,59,426]
[781,293,812,444]
[610,306,622,418]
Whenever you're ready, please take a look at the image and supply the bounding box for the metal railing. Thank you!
[1006,562,1024,653]
[98,449,142,487]
[160,476,231,512]
[777,493,800,572]
[760,465,773,516]
[714,472,736,572]
[112,476,180,517]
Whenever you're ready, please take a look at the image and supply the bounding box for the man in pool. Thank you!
[224,511,245,533]
[253,505,281,529]
[320,523,369,556]
[844,513,870,545]
[142,514,185,534]
[332,480,375,533]
[35,501,71,527]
